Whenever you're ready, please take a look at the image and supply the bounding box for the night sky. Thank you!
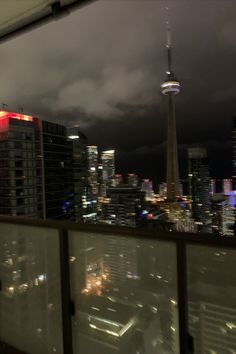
[0,0,235,187]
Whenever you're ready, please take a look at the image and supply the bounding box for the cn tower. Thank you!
[161,19,180,201]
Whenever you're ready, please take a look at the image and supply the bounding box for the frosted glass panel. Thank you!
[187,245,236,354]
[69,231,179,354]
[0,223,63,354]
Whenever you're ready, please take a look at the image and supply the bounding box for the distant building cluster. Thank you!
[0,110,148,227]
[2,0,235,237]
[0,110,235,235]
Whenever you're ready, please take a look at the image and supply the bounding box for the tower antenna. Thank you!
[165,4,172,75]
[161,1,181,201]
[2,103,8,110]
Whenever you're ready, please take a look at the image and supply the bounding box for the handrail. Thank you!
[1,215,236,354]
[0,215,235,248]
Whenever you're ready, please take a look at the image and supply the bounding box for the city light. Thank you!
[68,135,79,139]
[0,111,33,121]
[1,3,236,354]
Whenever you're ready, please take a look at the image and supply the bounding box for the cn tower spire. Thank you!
[161,5,180,201]
[166,13,172,75]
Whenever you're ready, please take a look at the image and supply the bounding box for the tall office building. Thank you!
[101,150,115,196]
[111,173,123,187]
[232,117,236,190]
[161,23,180,201]
[159,182,167,199]
[141,179,154,200]
[101,150,115,181]
[0,111,74,220]
[0,111,38,217]
[210,179,216,196]
[128,173,139,187]
[87,145,99,197]
[40,120,73,219]
[188,147,211,231]
[97,163,105,197]
[100,187,146,227]
[223,178,232,194]
[68,127,93,221]
[211,194,235,237]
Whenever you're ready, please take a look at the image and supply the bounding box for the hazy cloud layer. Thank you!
[0,1,163,120]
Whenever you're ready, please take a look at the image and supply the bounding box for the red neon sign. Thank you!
[0,111,33,122]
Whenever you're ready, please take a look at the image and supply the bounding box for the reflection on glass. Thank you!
[187,245,236,354]
[0,223,63,354]
[69,231,179,354]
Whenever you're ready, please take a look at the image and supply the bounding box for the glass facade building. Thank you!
[0,112,38,217]
[101,187,146,227]
[0,112,85,220]
[188,147,211,231]
[41,120,73,219]
[101,150,115,195]
[87,145,99,198]
[68,127,92,221]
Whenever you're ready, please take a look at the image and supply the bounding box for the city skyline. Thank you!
[0,1,235,183]
[1,4,236,354]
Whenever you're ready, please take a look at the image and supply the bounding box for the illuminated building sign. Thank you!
[68,135,79,139]
[0,111,33,122]
[103,150,115,154]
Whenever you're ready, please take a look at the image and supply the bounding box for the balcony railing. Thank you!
[0,216,236,354]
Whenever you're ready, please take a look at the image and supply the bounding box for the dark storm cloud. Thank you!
[0,0,235,181]
[0,1,163,120]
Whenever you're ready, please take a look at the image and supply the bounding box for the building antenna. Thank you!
[2,103,8,110]
[165,3,172,76]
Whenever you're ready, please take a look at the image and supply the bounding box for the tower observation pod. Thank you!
[161,16,181,201]
[161,79,180,95]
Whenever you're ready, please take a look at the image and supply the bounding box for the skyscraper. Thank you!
[223,178,232,194]
[87,145,99,197]
[159,182,167,199]
[101,149,115,195]
[141,179,154,200]
[100,186,145,227]
[128,173,139,187]
[0,111,74,220]
[188,147,211,230]
[210,179,216,196]
[111,173,123,187]
[0,111,38,217]
[68,127,92,221]
[161,23,180,201]
[40,120,74,219]
[101,150,115,181]
[211,194,235,236]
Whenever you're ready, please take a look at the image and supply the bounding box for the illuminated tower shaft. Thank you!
[166,92,179,200]
[161,25,180,201]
